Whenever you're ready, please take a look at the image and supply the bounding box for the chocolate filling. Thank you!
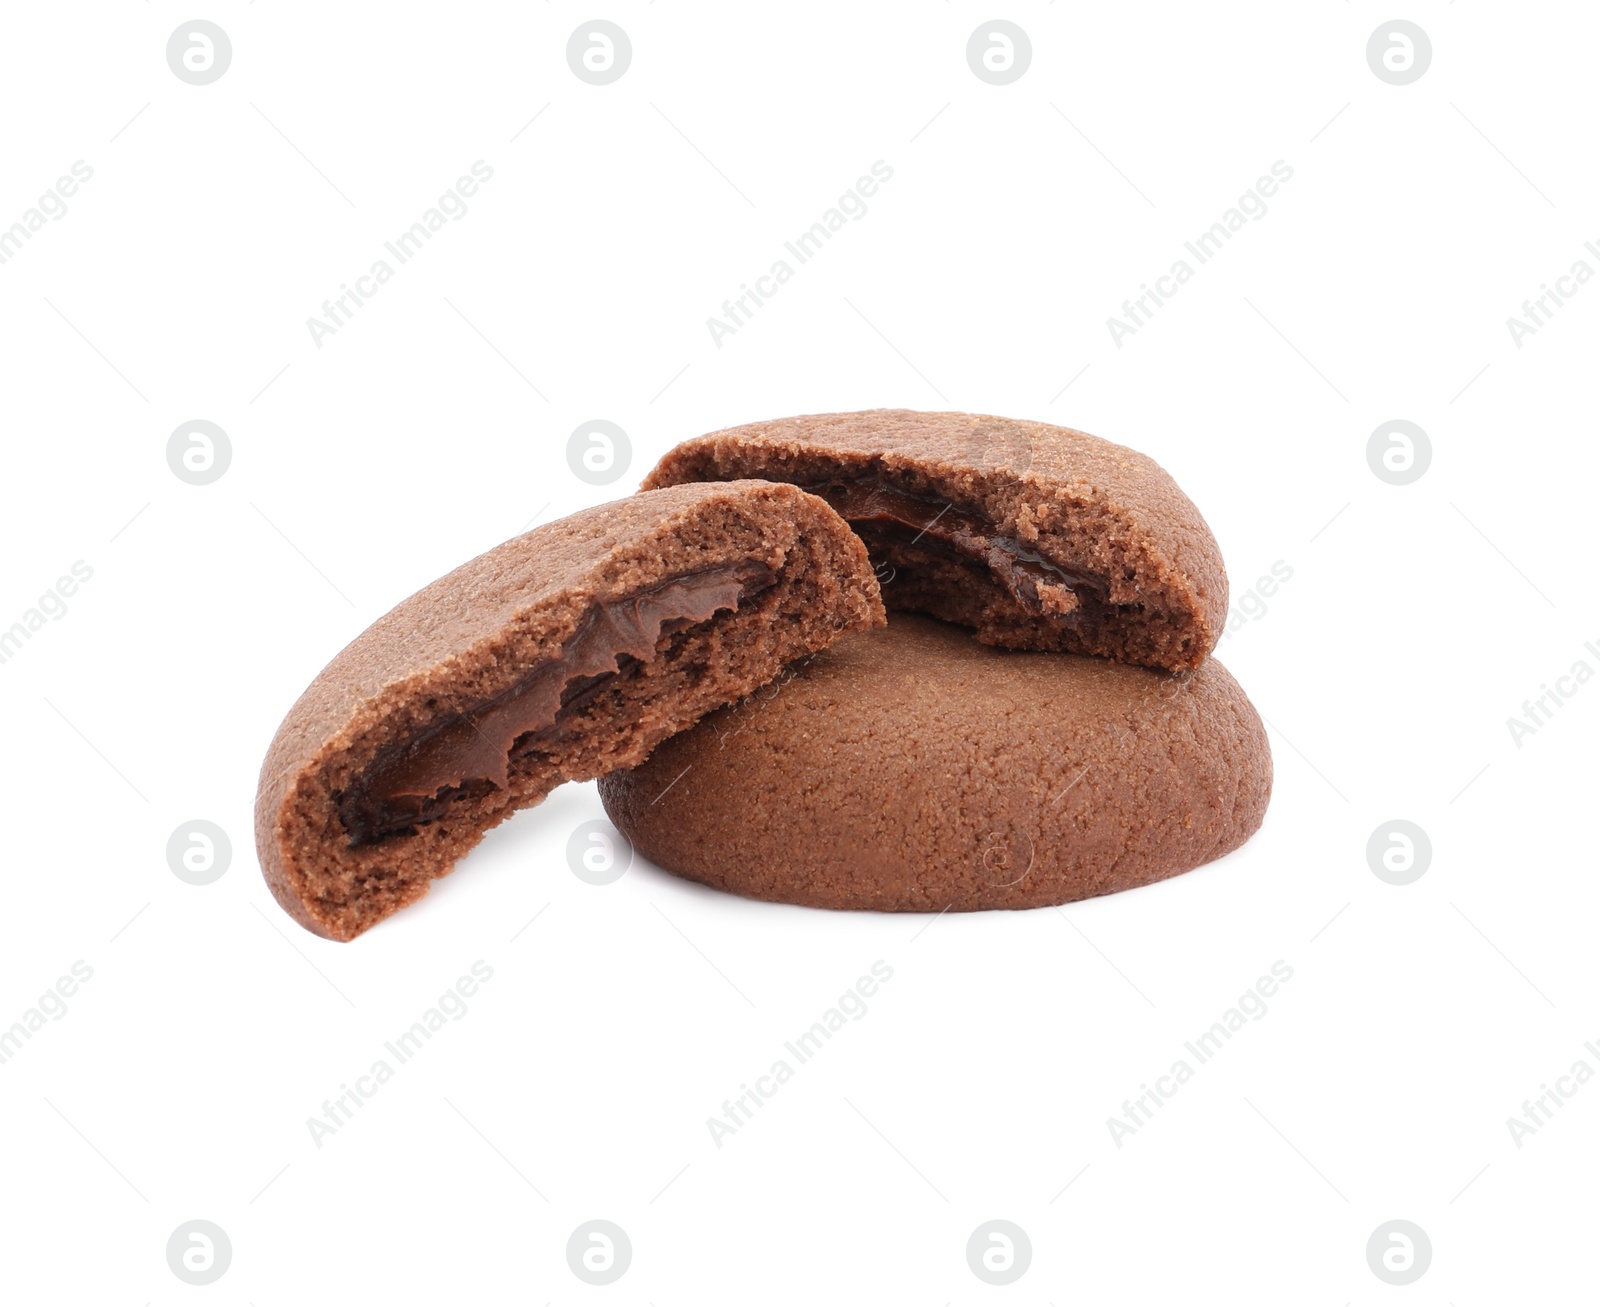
[339,561,776,846]
[803,478,1108,614]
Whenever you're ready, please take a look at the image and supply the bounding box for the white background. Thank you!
[1,2,1595,1301]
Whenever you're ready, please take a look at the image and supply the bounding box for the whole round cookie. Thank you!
[599,615,1270,911]
[642,409,1227,671]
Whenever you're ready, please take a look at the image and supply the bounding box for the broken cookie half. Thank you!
[642,409,1227,671]
[255,480,884,940]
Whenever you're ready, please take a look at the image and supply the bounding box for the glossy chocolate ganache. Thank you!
[803,476,1108,613]
[339,561,775,845]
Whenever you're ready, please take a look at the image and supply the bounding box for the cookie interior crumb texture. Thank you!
[255,480,884,941]
[599,615,1271,912]
[642,409,1228,671]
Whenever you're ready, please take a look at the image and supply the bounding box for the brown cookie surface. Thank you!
[256,480,884,940]
[642,409,1227,671]
[599,615,1270,912]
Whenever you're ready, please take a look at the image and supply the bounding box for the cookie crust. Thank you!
[600,615,1270,912]
[256,481,883,940]
[642,409,1227,671]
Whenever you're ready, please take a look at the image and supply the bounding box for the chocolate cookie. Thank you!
[599,615,1270,912]
[256,481,884,940]
[642,409,1226,671]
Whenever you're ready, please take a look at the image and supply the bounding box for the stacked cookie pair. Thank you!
[257,411,1270,940]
